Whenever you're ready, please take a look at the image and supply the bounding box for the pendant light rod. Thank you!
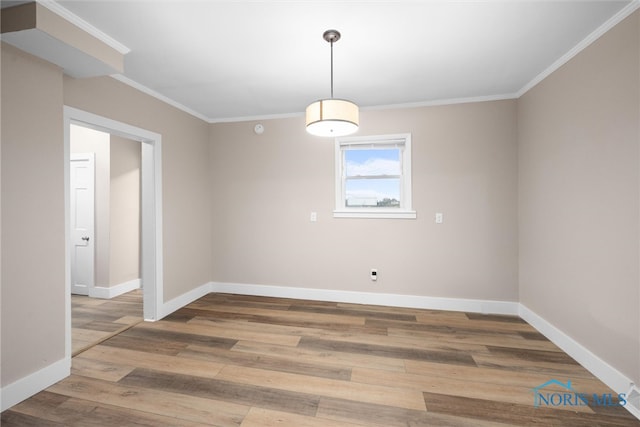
[330,37,334,98]
[323,29,341,98]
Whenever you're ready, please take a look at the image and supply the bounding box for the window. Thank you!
[334,133,416,219]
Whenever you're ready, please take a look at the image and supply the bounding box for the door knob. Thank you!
[81,236,90,241]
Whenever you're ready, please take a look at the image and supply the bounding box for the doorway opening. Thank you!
[69,125,143,355]
[64,106,163,361]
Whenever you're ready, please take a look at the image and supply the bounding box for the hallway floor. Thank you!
[71,289,143,356]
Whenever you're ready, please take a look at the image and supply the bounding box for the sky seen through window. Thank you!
[345,148,401,206]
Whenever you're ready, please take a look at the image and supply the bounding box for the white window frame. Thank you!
[334,133,416,219]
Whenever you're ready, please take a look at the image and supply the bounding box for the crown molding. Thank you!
[361,93,519,112]
[517,0,640,97]
[110,74,211,123]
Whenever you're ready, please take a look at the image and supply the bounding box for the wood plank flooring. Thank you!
[3,293,638,426]
[71,290,143,356]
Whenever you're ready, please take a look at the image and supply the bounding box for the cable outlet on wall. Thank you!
[370,268,377,281]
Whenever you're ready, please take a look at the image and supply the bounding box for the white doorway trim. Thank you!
[64,106,163,362]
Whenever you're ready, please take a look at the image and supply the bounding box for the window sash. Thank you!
[335,133,415,219]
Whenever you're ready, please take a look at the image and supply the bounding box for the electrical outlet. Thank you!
[370,269,377,281]
[435,212,443,224]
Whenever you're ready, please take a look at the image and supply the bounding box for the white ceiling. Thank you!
[29,1,640,122]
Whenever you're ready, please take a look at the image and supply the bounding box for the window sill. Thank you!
[333,210,417,219]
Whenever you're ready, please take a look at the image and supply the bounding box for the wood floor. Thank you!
[2,293,638,426]
[71,290,143,356]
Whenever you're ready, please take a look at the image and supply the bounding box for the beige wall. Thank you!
[109,135,140,286]
[70,124,111,287]
[1,43,66,386]
[518,12,640,383]
[210,100,519,301]
[64,76,211,301]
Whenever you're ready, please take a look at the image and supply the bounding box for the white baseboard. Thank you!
[158,282,213,319]
[0,357,70,412]
[625,384,640,420]
[89,278,141,299]
[519,304,639,418]
[209,282,519,315]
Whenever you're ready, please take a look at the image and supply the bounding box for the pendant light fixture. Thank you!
[306,29,359,137]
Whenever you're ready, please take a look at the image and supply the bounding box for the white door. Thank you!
[70,153,95,295]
